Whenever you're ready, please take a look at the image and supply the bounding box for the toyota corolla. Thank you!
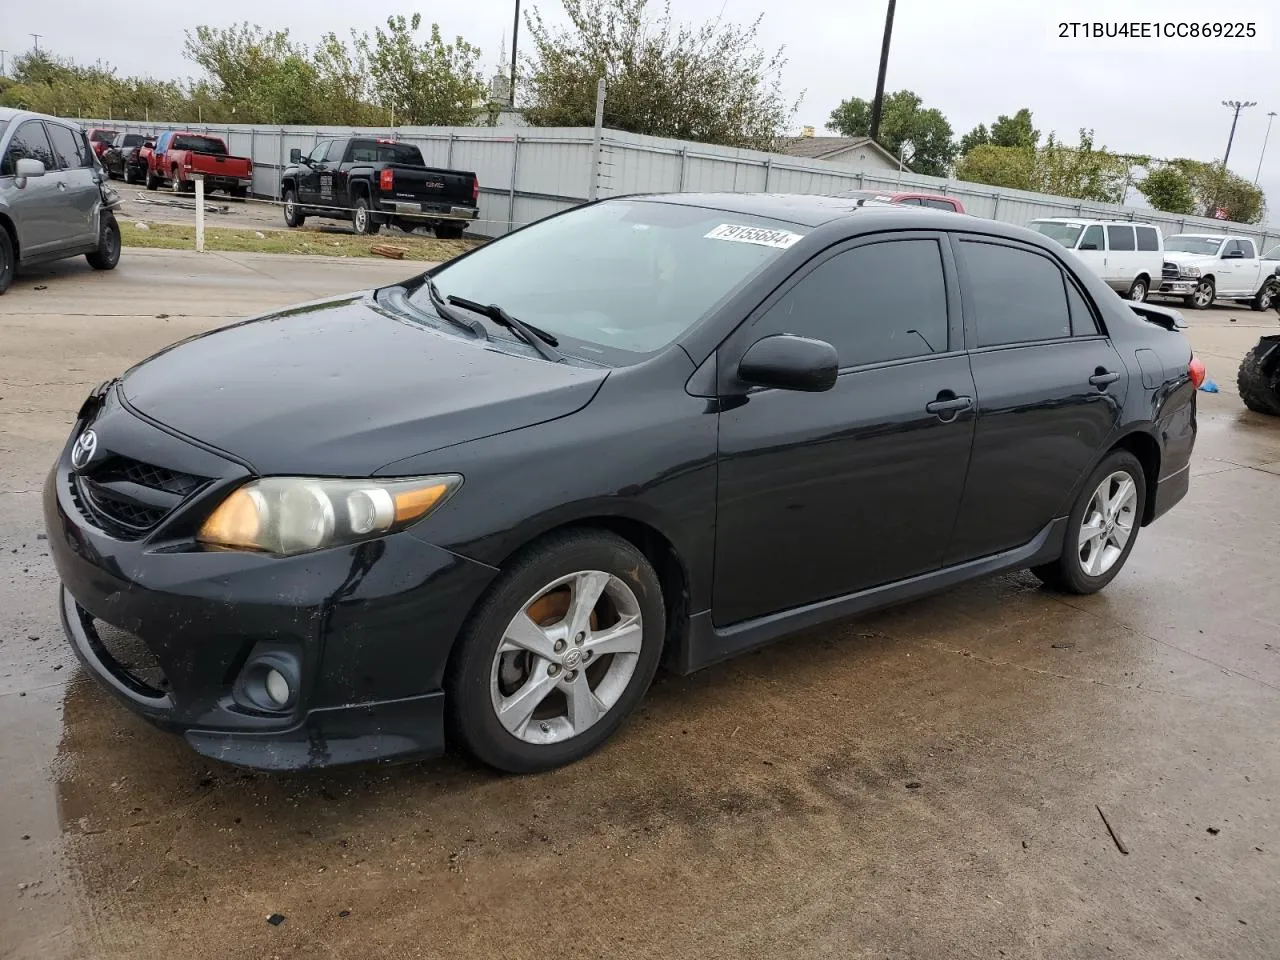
[44,194,1199,773]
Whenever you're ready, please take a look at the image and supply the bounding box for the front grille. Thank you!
[1162,261,1179,280]
[73,454,211,539]
[93,619,169,696]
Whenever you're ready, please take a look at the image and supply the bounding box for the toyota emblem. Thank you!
[71,429,99,469]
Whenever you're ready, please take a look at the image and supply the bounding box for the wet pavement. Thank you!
[2,254,1278,959]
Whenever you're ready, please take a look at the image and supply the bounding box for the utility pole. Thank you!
[1257,110,1277,184]
[509,0,521,108]
[0,51,7,76]
[30,34,42,52]
[868,0,897,145]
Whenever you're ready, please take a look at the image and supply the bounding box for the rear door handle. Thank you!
[1089,370,1121,389]
[925,394,974,421]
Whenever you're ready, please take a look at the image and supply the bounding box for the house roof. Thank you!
[780,136,903,168]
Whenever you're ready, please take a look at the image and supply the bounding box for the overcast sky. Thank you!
[4,0,1277,221]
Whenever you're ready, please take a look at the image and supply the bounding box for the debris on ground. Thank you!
[1207,826,1220,835]
[134,196,227,215]
[1199,379,1219,393]
[338,910,351,918]
[255,232,266,239]
[33,285,47,291]
[134,222,150,231]
[370,243,409,260]
[905,781,923,790]
[1096,804,1129,855]
[1051,643,1074,649]
[266,913,286,926]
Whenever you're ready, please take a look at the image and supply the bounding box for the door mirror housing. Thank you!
[13,157,45,188]
[1078,242,1099,251]
[289,148,303,164]
[738,335,839,393]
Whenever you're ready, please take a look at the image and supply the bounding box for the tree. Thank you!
[1136,166,1195,215]
[1166,159,1266,224]
[356,14,485,126]
[958,108,1038,158]
[522,0,798,150]
[954,145,1036,191]
[827,89,955,176]
[1036,129,1129,203]
[957,123,989,156]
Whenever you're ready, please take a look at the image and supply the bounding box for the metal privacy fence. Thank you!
[84,119,1280,251]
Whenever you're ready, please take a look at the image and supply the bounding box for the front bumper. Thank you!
[44,394,497,770]
[1159,278,1199,295]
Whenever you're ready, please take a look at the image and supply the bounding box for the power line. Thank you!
[1257,111,1276,185]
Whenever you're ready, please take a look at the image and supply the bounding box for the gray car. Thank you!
[0,107,121,294]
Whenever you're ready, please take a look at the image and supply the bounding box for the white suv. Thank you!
[1028,218,1164,302]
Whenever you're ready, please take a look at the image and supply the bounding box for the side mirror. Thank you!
[13,157,46,188]
[289,148,303,163]
[738,335,839,393]
[1078,242,1099,251]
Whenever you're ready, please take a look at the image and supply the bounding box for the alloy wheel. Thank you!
[489,570,644,745]
[1193,282,1213,308]
[1078,471,1138,577]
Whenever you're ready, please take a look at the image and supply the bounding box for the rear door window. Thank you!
[1080,224,1104,250]
[1135,226,1160,251]
[923,198,957,210]
[1,120,58,175]
[958,239,1072,347]
[1107,226,1136,251]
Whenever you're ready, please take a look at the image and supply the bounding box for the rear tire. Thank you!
[145,170,159,191]
[352,196,380,235]
[85,213,121,272]
[0,227,15,295]
[1126,276,1149,302]
[445,530,665,774]
[1237,344,1280,416]
[282,189,306,228]
[434,223,466,240]
[1251,279,1277,312]
[1032,450,1146,595]
[395,219,419,234]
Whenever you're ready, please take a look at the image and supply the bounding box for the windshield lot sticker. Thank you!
[705,224,803,249]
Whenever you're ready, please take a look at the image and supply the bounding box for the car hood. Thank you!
[1162,251,1217,265]
[121,292,608,475]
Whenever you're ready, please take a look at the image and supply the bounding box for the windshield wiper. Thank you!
[446,295,563,362]
[424,276,488,341]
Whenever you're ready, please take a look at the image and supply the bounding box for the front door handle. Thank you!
[1089,369,1121,389]
[925,393,974,421]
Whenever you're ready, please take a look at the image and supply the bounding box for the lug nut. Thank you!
[565,670,578,682]
[547,663,561,677]
[583,650,593,661]
[575,632,585,645]
[553,638,566,653]
[539,721,551,733]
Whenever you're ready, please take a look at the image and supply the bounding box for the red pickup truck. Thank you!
[145,132,253,197]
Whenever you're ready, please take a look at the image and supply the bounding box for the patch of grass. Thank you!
[119,221,478,262]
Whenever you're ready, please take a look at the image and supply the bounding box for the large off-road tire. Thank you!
[445,530,665,774]
[85,213,121,271]
[0,227,15,295]
[282,189,306,228]
[352,196,381,235]
[1032,450,1146,596]
[1236,342,1280,416]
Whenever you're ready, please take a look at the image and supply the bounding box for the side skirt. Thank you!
[669,517,1068,675]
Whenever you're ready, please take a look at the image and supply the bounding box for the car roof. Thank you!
[628,191,980,228]
[1170,232,1231,239]
[1031,217,1156,226]
[0,105,82,129]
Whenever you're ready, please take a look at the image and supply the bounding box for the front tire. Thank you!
[1032,450,1146,595]
[446,531,665,774]
[1237,343,1280,416]
[85,213,121,271]
[1126,276,1149,302]
[352,196,380,235]
[282,189,306,228]
[1188,278,1215,309]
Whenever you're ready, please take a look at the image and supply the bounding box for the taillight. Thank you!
[472,178,479,202]
[1189,356,1206,389]
[380,168,394,192]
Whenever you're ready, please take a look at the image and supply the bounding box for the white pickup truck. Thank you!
[1157,233,1280,310]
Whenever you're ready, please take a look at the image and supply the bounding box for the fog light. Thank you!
[265,668,291,707]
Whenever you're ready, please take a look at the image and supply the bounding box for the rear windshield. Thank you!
[90,129,118,143]
[1165,236,1224,255]
[346,140,424,165]
[172,135,227,154]
[1030,221,1084,247]
[123,134,145,147]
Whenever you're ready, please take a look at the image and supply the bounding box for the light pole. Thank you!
[30,34,42,52]
[868,0,897,144]
[1220,99,1256,170]
[509,0,521,108]
[1256,110,1277,184]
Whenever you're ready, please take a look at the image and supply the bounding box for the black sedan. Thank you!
[101,132,148,184]
[44,195,1199,774]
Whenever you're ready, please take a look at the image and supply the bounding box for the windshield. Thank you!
[90,129,117,143]
[1030,221,1084,247]
[1166,236,1224,255]
[172,135,227,154]
[1263,245,1278,261]
[348,140,424,165]
[123,134,145,147]
[422,200,808,357]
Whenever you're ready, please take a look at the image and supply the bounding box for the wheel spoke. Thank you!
[1109,478,1135,519]
[565,672,605,734]
[565,572,609,640]
[496,670,560,736]
[1086,536,1107,576]
[584,615,643,657]
[500,611,558,661]
[1079,518,1105,547]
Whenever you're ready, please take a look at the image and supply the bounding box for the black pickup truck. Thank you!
[279,137,479,238]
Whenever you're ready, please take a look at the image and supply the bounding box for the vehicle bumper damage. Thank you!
[43,388,497,770]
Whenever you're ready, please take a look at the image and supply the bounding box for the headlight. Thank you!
[1181,266,1201,278]
[197,475,461,556]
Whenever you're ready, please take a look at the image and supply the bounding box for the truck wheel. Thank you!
[395,219,419,234]
[145,170,159,191]
[282,189,306,228]
[1251,279,1278,312]
[0,227,14,295]
[1236,341,1280,416]
[434,223,466,240]
[1188,278,1215,309]
[1125,276,1148,302]
[85,213,121,272]
[170,171,183,194]
[352,196,380,235]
